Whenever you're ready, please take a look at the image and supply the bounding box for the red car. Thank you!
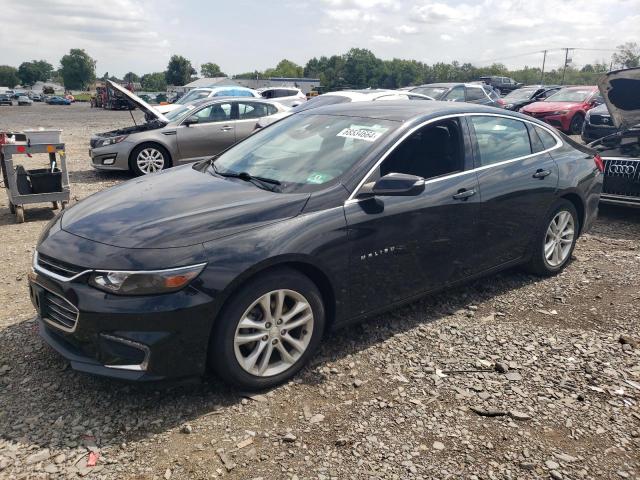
[520,86,603,134]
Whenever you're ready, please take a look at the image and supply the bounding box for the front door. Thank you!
[176,102,235,161]
[468,115,559,270]
[345,117,480,317]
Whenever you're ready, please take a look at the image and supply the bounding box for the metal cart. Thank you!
[0,142,70,223]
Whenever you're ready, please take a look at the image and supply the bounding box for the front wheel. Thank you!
[129,144,171,176]
[569,113,585,135]
[209,269,325,390]
[525,199,578,276]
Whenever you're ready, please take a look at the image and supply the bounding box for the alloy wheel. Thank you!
[544,210,574,267]
[136,148,165,174]
[234,289,314,377]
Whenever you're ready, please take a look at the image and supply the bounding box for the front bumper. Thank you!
[522,111,571,131]
[581,123,617,142]
[29,262,215,382]
[600,193,640,208]
[89,142,134,171]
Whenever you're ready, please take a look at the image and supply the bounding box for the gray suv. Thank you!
[90,81,287,175]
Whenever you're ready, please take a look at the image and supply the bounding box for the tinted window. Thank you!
[261,90,275,99]
[444,86,465,102]
[188,103,231,123]
[470,116,532,166]
[238,102,271,120]
[266,104,278,115]
[466,87,486,102]
[379,119,464,180]
[412,86,448,99]
[276,89,295,97]
[534,126,557,150]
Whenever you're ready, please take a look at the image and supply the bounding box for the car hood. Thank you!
[598,67,640,130]
[523,101,581,112]
[106,80,169,123]
[61,165,310,248]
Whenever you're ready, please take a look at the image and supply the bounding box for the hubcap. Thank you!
[234,289,314,377]
[544,210,574,267]
[136,148,164,174]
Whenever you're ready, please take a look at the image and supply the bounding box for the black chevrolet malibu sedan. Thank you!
[29,101,603,389]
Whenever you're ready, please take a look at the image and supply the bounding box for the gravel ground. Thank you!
[0,103,639,479]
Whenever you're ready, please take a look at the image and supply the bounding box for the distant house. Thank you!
[169,77,242,94]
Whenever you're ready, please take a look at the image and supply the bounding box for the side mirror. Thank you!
[184,115,199,126]
[359,173,425,198]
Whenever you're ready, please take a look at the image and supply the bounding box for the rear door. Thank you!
[234,101,278,140]
[469,115,559,270]
[176,102,235,161]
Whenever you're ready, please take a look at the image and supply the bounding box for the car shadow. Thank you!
[69,169,132,184]
[0,204,56,226]
[0,266,538,452]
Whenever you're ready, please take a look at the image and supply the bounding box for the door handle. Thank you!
[220,126,233,131]
[452,188,476,200]
[533,169,551,179]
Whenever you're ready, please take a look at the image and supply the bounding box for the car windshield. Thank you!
[545,88,592,102]
[164,104,197,121]
[209,113,398,193]
[504,88,536,101]
[290,95,351,113]
[410,87,448,99]
[175,89,211,105]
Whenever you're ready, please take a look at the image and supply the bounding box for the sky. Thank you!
[0,0,638,78]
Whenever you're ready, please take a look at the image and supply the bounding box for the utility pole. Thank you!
[540,50,547,85]
[561,48,572,85]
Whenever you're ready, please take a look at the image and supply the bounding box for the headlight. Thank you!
[550,110,568,115]
[89,263,206,295]
[97,135,128,148]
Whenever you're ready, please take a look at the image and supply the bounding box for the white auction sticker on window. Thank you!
[337,127,384,142]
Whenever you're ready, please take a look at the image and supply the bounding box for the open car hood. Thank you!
[598,67,640,130]
[106,80,168,123]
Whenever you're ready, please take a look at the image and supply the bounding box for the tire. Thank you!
[524,199,579,276]
[209,268,325,390]
[129,143,172,176]
[569,113,585,135]
[15,205,24,223]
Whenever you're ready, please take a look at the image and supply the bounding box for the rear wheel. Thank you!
[569,113,585,135]
[525,199,578,276]
[209,268,325,390]
[129,144,171,176]
[15,205,24,223]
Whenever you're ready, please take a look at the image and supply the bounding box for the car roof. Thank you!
[179,96,276,108]
[414,83,463,88]
[302,100,525,122]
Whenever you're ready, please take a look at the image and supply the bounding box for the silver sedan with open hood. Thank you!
[90,81,288,176]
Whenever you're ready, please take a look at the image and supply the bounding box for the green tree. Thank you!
[0,65,19,87]
[123,72,140,83]
[140,72,167,91]
[165,55,195,86]
[201,62,225,77]
[17,60,53,86]
[265,59,304,78]
[612,42,640,69]
[59,49,96,90]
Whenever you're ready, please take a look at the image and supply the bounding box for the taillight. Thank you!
[594,154,604,173]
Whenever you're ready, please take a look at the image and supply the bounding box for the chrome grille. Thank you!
[42,290,79,332]
[36,252,86,280]
[602,158,640,198]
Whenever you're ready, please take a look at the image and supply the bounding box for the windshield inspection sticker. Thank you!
[306,172,331,184]
[337,127,384,142]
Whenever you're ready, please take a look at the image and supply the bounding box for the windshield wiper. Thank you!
[211,163,281,191]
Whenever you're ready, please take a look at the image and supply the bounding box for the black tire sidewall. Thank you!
[209,269,325,390]
[129,143,171,176]
[531,200,579,275]
[570,113,585,135]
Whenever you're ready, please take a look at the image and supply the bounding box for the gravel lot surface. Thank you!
[0,103,639,479]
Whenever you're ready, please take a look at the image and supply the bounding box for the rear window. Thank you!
[291,95,350,113]
[535,126,558,150]
[466,87,486,101]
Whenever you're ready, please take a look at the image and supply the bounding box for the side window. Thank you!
[444,86,465,102]
[192,103,231,123]
[469,116,532,166]
[378,119,464,180]
[466,87,486,102]
[237,102,270,120]
[261,90,275,99]
[266,104,278,115]
[534,126,557,150]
